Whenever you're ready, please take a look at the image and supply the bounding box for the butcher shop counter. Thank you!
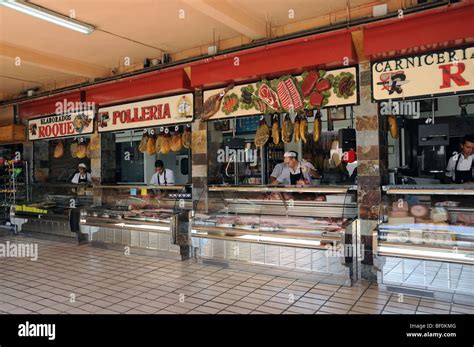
[81,184,192,259]
[374,185,474,298]
[191,185,359,284]
[10,183,93,239]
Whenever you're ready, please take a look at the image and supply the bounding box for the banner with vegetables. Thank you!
[202,67,357,121]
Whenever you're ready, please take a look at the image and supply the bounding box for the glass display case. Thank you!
[374,185,474,297]
[10,183,93,238]
[192,185,359,283]
[81,185,192,257]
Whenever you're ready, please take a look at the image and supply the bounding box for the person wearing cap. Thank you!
[71,163,92,184]
[271,151,318,185]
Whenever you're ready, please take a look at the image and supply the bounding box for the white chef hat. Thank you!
[78,163,87,169]
[284,151,298,158]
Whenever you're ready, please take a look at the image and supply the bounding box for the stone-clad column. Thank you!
[191,90,209,213]
[355,62,388,281]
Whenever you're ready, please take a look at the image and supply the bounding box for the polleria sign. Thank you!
[371,45,474,101]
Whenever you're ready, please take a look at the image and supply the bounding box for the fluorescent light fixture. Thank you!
[0,0,95,34]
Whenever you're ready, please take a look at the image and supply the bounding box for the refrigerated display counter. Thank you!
[81,185,192,258]
[192,185,359,284]
[374,185,474,298]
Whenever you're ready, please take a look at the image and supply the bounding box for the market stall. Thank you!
[10,110,95,240]
[370,44,474,298]
[81,93,194,258]
[192,66,361,284]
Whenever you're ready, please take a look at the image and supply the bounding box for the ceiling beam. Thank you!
[0,42,110,78]
[182,0,266,39]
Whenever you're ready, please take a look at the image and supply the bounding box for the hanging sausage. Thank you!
[313,109,322,143]
[271,115,280,145]
[281,114,293,143]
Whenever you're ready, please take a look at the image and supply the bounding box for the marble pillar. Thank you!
[355,63,388,281]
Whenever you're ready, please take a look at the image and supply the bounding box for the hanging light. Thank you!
[0,0,95,34]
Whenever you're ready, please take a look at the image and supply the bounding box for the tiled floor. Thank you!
[0,235,472,315]
[381,257,474,295]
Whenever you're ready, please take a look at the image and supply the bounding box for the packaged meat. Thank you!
[457,213,474,225]
[410,204,429,218]
[431,207,448,222]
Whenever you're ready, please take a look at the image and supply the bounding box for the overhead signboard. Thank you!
[98,93,193,132]
[202,66,358,121]
[372,46,474,101]
[28,110,94,141]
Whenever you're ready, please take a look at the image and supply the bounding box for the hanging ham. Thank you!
[53,140,64,159]
[255,119,270,147]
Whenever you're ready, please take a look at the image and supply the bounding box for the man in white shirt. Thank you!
[271,151,318,185]
[150,160,175,185]
[269,162,286,183]
[446,136,473,184]
[71,163,92,184]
